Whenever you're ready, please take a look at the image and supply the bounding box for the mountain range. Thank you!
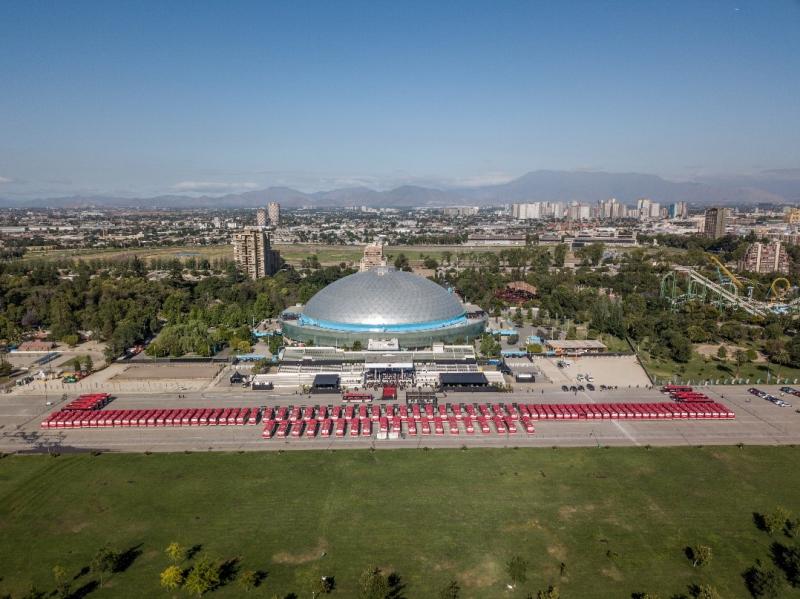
[2,169,799,209]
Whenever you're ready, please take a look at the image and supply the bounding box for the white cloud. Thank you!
[0,176,13,184]
[449,172,516,187]
[171,181,259,193]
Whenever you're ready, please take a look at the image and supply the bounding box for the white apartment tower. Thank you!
[268,202,281,226]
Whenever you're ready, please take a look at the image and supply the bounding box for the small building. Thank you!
[311,374,340,393]
[544,339,607,355]
[251,374,274,390]
[439,372,491,391]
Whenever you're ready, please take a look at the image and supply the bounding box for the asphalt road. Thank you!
[2,385,798,453]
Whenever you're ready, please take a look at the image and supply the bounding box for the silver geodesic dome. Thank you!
[301,267,465,327]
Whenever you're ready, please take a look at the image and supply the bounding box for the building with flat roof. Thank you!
[233,227,280,279]
[268,202,281,226]
[545,339,608,355]
[704,207,727,239]
[359,241,387,272]
[739,240,790,274]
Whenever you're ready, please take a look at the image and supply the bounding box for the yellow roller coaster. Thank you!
[769,277,791,300]
[706,254,744,289]
[706,254,793,303]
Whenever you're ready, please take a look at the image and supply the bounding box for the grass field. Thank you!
[640,350,800,385]
[24,244,509,267]
[1,447,799,598]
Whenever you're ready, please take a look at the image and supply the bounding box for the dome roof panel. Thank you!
[302,267,464,326]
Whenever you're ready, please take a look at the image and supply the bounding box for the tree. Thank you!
[184,556,220,597]
[743,562,783,598]
[553,244,567,267]
[439,580,460,599]
[357,566,388,599]
[692,584,721,599]
[165,541,185,563]
[352,340,363,351]
[779,544,800,585]
[393,254,411,271]
[423,257,439,270]
[734,349,749,378]
[91,546,118,585]
[70,356,83,372]
[536,586,560,599]
[238,569,257,593]
[763,506,791,535]
[52,565,70,599]
[689,544,712,567]
[82,354,94,373]
[160,565,184,590]
[772,348,790,380]
[506,555,528,586]
[716,345,727,361]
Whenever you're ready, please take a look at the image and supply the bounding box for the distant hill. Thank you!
[2,169,798,208]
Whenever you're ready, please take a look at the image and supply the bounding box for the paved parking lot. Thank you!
[2,384,799,453]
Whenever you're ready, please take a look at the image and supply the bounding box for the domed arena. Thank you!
[280,267,487,348]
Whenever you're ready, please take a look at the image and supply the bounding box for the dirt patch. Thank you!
[70,522,89,533]
[460,557,502,588]
[502,518,543,532]
[558,506,578,520]
[272,538,328,565]
[547,543,568,562]
[113,363,217,380]
[601,565,623,581]
[558,504,595,520]
[696,343,766,362]
[433,559,457,571]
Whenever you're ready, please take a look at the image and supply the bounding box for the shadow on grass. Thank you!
[387,572,406,599]
[186,544,203,560]
[218,557,240,587]
[753,511,768,532]
[66,579,98,599]
[254,570,269,587]
[113,544,143,573]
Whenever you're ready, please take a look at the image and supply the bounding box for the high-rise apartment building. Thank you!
[703,207,727,239]
[359,241,388,272]
[636,198,661,220]
[511,202,566,220]
[739,241,789,274]
[268,202,281,226]
[442,206,479,217]
[256,207,267,227]
[233,227,280,279]
[669,202,688,219]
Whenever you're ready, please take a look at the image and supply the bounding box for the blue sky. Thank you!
[1,0,799,198]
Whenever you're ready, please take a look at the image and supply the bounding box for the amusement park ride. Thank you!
[660,254,798,317]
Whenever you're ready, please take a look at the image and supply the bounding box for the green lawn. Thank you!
[1,448,799,598]
[640,351,800,385]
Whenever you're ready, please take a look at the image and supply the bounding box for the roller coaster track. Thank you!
[671,266,767,317]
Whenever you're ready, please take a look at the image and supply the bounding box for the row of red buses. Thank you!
[41,407,262,429]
